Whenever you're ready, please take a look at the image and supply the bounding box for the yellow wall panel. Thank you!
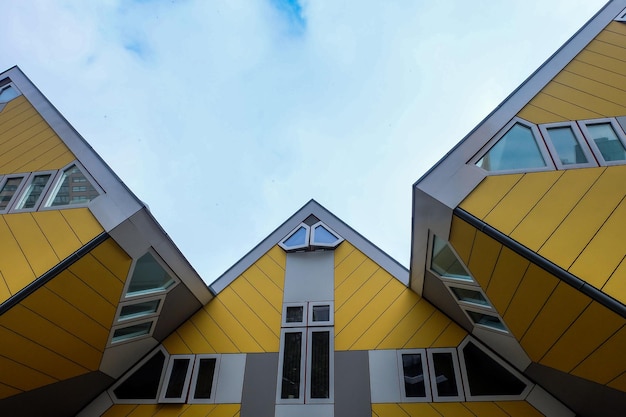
[431,402,475,417]
[572,326,626,385]
[0,216,35,298]
[240,266,283,313]
[266,244,286,269]
[509,168,604,252]
[449,215,476,265]
[540,301,624,373]
[431,321,467,348]
[101,404,137,417]
[486,246,529,313]
[607,371,626,393]
[335,256,379,310]
[4,213,59,277]
[495,401,544,417]
[89,238,133,282]
[230,275,281,331]
[203,298,263,353]
[602,258,626,303]
[0,272,9,304]
[124,404,161,417]
[0,125,54,170]
[459,174,522,220]
[377,299,435,349]
[0,383,21,401]
[483,171,562,235]
[178,315,219,353]
[191,308,237,353]
[372,403,411,417]
[542,82,626,116]
[397,403,441,417]
[522,92,602,123]
[520,282,591,362]
[334,246,367,289]
[404,310,452,348]
[577,49,626,78]
[161,330,193,355]
[462,402,509,417]
[254,250,286,291]
[516,103,566,124]
[503,264,559,339]
[467,231,502,289]
[0,355,55,393]
[334,240,354,267]
[31,210,83,260]
[564,60,626,92]
[555,71,626,108]
[60,208,104,244]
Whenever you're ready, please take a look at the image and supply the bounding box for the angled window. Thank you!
[280,225,310,250]
[580,119,626,165]
[110,319,156,345]
[189,355,221,404]
[474,119,553,173]
[0,83,20,104]
[159,355,195,403]
[278,328,306,403]
[446,284,490,309]
[397,349,431,402]
[44,162,100,207]
[125,251,177,298]
[430,235,473,282]
[0,175,26,212]
[540,122,596,169]
[111,347,168,403]
[279,221,343,252]
[12,172,54,211]
[464,309,507,333]
[427,348,464,402]
[116,295,163,322]
[310,221,343,248]
[458,339,530,401]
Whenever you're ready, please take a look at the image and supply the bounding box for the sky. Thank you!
[0,0,610,284]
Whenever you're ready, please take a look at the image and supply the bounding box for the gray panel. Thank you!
[241,353,278,417]
[152,283,202,340]
[0,371,114,417]
[368,349,401,403]
[422,270,472,331]
[526,385,575,417]
[215,354,247,404]
[335,351,371,417]
[284,251,334,303]
[76,392,114,417]
[275,404,333,417]
[99,336,159,378]
[526,362,626,417]
[471,326,531,371]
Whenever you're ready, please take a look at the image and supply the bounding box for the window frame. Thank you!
[0,173,27,213]
[279,224,311,251]
[9,170,55,213]
[282,302,307,328]
[305,327,334,404]
[426,348,465,402]
[108,317,158,346]
[539,121,597,169]
[427,233,475,284]
[276,327,307,404]
[114,294,165,324]
[158,354,196,404]
[578,118,626,166]
[188,354,221,404]
[461,306,509,334]
[471,117,555,174]
[444,282,492,311]
[122,249,180,301]
[40,160,103,210]
[109,346,169,404]
[308,301,334,326]
[396,348,432,402]
[0,81,22,106]
[309,221,344,248]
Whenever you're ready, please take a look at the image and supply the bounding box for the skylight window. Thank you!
[430,235,473,282]
[279,221,343,251]
[45,163,100,207]
[126,252,176,297]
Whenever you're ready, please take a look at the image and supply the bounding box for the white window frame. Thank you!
[40,160,103,210]
[10,170,56,212]
[426,348,465,402]
[539,121,597,169]
[114,294,165,324]
[444,282,493,311]
[615,7,626,21]
[122,248,180,300]
[0,81,22,105]
[457,337,532,401]
[109,346,169,404]
[396,348,432,402]
[276,327,307,404]
[158,354,196,403]
[310,221,344,248]
[578,118,626,166]
[188,354,221,404]
[279,224,311,251]
[305,327,335,404]
[282,302,307,327]
[461,306,509,334]
[470,117,555,174]
[308,301,334,326]
[108,317,158,346]
[427,233,476,284]
[0,173,27,213]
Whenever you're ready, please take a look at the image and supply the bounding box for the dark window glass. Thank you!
[286,306,304,323]
[466,310,506,331]
[114,351,165,399]
[312,305,330,322]
[280,332,302,399]
[450,287,489,306]
[401,353,426,397]
[164,358,191,399]
[0,177,22,210]
[463,341,526,396]
[587,123,626,161]
[19,174,51,209]
[313,225,338,244]
[127,252,175,296]
[310,330,330,398]
[283,226,307,247]
[119,299,160,320]
[193,358,217,399]
[431,352,458,397]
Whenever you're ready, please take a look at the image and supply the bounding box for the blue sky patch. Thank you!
[270,0,305,34]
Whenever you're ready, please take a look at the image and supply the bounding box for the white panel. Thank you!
[368,350,401,403]
[275,404,333,417]
[284,252,334,303]
[527,385,575,417]
[215,354,247,404]
[76,392,114,417]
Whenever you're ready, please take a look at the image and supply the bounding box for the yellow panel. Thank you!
[539,166,626,270]
[545,81,626,116]
[467,231,502,289]
[193,308,238,353]
[449,215,477,265]
[377,299,435,349]
[46,270,116,328]
[162,330,193,355]
[335,256,380,310]
[29,144,75,172]
[520,282,591,362]
[503,264,559,339]
[486,246,530,313]
[540,301,624,373]
[602,258,626,303]
[607,371,626,393]
[0,355,56,392]
[217,287,279,352]
[4,213,59,277]
[335,271,403,350]
[431,321,467,348]
[372,403,410,417]
[153,404,191,416]
[510,168,604,251]
[101,404,138,417]
[69,253,124,305]
[334,240,355,267]
[576,49,626,77]
[572,326,626,385]
[204,298,263,352]
[0,382,21,401]
[90,238,132,282]
[0,125,52,170]
[230,274,281,333]
[522,92,603,121]
[459,174,522,220]
[125,404,162,417]
[516,103,566,124]
[0,272,9,305]
[566,60,626,91]
[176,317,216,353]
[431,403,475,417]
[179,404,215,417]
[21,287,109,351]
[60,208,104,244]
[254,251,286,290]
[351,288,419,350]
[0,217,35,297]
[555,70,626,108]
[495,401,544,417]
[397,403,441,417]
[463,402,509,417]
[483,171,562,235]
[569,199,626,290]
[200,404,239,417]
[405,310,453,348]
[240,266,282,313]
[334,247,367,289]
[266,244,286,269]
[30,210,82,260]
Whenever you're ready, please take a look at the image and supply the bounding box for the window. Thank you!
[579,119,626,165]
[189,355,220,403]
[464,308,508,333]
[111,347,168,403]
[0,83,20,104]
[13,172,53,211]
[159,355,195,403]
[125,252,177,298]
[539,122,596,169]
[397,349,431,402]
[446,283,490,308]
[117,296,163,322]
[430,235,473,282]
[279,221,343,252]
[0,175,25,212]
[277,302,334,404]
[427,349,464,402]
[110,319,156,345]
[44,162,100,207]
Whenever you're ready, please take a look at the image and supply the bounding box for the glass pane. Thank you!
[466,311,506,331]
[0,177,23,210]
[431,352,458,397]
[281,332,302,399]
[313,225,338,244]
[119,299,160,321]
[402,353,426,397]
[431,236,472,281]
[462,341,526,396]
[18,174,51,209]
[310,330,330,399]
[312,305,330,322]
[164,358,191,399]
[194,358,217,399]
[0,85,19,103]
[547,126,588,165]
[283,226,307,247]
[477,124,546,171]
[450,287,489,306]
[112,321,152,342]
[49,165,99,206]
[587,123,626,161]
[127,252,175,296]
[114,350,165,399]
[286,306,304,323]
